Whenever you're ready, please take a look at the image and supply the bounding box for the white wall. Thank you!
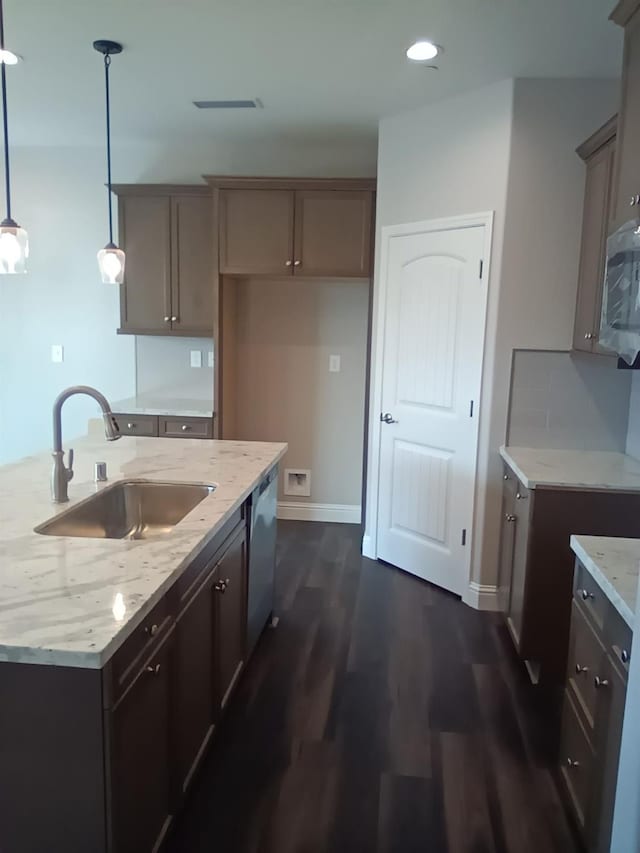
[368,77,619,591]
[0,136,376,465]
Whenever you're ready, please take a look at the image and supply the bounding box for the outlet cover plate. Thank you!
[51,344,64,363]
[329,354,341,373]
[284,468,311,497]
[190,350,203,368]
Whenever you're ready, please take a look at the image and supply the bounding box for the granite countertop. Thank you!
[0,436,286,669]
[500,446,640,492]
[570,535,640,629]
[112,394,214,418]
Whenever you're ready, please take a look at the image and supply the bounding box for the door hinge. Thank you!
[469,400,474,418]
[479,259,484,279]
[462,529,467,546]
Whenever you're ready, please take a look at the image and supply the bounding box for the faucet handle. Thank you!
[67,448,74,480]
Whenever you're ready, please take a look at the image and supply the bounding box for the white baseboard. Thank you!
[463,581,500,611]
[361,532,376,559]
[277,502,361,524]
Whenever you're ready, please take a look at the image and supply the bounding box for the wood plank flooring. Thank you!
[167,521,580,853]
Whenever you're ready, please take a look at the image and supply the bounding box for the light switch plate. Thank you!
[51,344,64,363]
[329,354,341,373]
[190,350,202,368]
[207,351,214,368]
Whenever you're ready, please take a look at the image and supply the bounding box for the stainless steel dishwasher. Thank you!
[247,466,278,657]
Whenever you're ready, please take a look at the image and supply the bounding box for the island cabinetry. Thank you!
[0,505,251,853]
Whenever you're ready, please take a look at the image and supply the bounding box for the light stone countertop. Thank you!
[500,446,640,492]
[112,394,214,418]
[570,536,640,629]
[0,436,287,669]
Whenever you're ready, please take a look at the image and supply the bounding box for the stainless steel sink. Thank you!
[35,479,215,540]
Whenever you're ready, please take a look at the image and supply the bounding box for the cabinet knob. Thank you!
[293,260,301,266]
[584,332,595,340]
[171,316,178,322]
[214,578,231,593]
[146,663,161,676]
[505,514,516,523]
[503,474,509,481]
[181,424,190,432]
[580,589,595,601]
[566,757,580,769]
[594,676,609,689]
[630,195,640,207]
[164,316,170,323]
[285,260,292,267]
[515,492,527,501]
[575,663,589,675]
[621,649,630,664]
[145,623,159,637]
[127,423,136,430]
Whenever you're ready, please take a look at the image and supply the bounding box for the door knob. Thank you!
[380,413,398,424]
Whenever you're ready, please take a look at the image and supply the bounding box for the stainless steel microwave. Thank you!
[600,218,640,365]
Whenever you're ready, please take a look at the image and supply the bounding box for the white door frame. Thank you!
[363,211,494,605]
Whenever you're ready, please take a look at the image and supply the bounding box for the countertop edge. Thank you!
[570,535,635,630]
[0,444,287,670]
[499,447,535,489]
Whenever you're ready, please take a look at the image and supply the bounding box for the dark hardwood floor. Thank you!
[167,521,580,853]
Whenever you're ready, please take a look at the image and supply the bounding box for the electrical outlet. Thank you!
[329,354,341,373]
[51,344,64,363]
[284,468,311,497]
[207,351,214,368]
[190,350,202,368]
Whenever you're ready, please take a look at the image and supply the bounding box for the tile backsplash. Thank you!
[507,350,631,451]
[135,336,214,402]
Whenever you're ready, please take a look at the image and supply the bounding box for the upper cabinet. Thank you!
[213,179,375,278]
[114,186,214,337]
[611,2,640,229]
[573,118,617,355]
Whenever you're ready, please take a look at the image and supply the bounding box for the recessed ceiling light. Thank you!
[0,50,19,65]
[406,41,439,62]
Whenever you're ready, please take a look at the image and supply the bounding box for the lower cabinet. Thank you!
[558,565,630,851]
[216,526,247,709]
[109,632,174,853]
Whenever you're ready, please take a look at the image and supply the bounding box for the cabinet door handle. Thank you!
[575,663,589,675]
[580,589,594,601]
[505,514,516,523]
[566,757,580,769]
[171,316,178,322]
[503,474,509,481]
[285,260,292,267]
[293,260,301,266]
[584,332,595,340]
[181,424,191,432]
[516,492,527,501]
[146,663,161,676]
[214,579,227,593]
[594,676,609,689]
[621,649,630,664]
[127,423,136,430]
[144,623,159,637]
[164,316,170,323]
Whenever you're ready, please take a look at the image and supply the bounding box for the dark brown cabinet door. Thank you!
[119,196,172,333]
[293,190,372,277]
[573,137,616,354]
[171,195,214,334]
[497,470,517,613]
[219,189,294,275]
[215,527,247,709]
[613,9,640,229]
[174,571,216,794]
[506,484,531,654]
[110,634,173,853]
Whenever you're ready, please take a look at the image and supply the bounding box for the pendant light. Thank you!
[0,0,27,274]
[94,39,125,284]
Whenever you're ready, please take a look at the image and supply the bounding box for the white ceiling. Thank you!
[7,0,623,147]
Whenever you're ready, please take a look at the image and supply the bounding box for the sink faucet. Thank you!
[52,385,121,502]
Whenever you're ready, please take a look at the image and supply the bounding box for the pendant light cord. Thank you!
[0,0,12,222]
[103,53,113,244]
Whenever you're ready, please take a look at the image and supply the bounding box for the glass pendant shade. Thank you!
[0,217,27,274]
[97,242,125,284]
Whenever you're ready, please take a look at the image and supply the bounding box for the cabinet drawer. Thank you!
[159,416,213,439]
[112,413,159,437]
[107,593,175,705]
[559,690,596,830]
[568,600,606,730]
[574,560,608,632]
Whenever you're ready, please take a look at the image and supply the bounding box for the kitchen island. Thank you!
[0,435,286,853]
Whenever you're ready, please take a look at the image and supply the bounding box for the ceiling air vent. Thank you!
[193,98,263,109]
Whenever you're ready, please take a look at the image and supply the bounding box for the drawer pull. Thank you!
[594,676,609,689]
[515,492,527,501]
[575,663,589,675]
[181,424,191,432]
[145,623,159,638]
[566,757,580,769]
[503,474,509,481]
[621,649,630,664]
[505,514,516,523]
[214,577,230,594]
[127,423,136,430]
[580,589,595,602]
[145,663,161,676]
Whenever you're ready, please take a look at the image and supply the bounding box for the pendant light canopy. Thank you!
[0,0,27,274]
[94,39,125,285]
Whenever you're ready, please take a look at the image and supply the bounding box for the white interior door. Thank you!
[376,223,488,595]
